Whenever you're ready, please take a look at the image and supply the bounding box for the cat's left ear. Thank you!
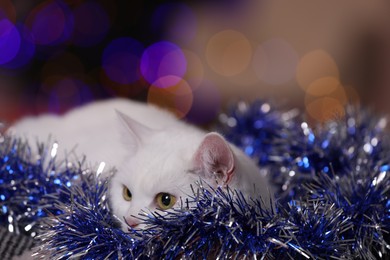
[193,132,235,185]
[116,110,154,146]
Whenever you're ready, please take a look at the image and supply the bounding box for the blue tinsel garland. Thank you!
[0,101,389,259]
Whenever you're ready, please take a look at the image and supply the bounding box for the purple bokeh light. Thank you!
[185,80,221,124]
[151,3,197,43]
[0,19,21,65]
[102,37,144,84]
[72,2,110,47]
[26,0,74,46]
[2,24,35,69]
[140,41,187,88]
[47,77,93,113]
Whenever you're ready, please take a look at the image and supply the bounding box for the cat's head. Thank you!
[109,111,240,231]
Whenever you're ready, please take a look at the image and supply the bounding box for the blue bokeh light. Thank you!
[0,18,21,65]
[1,23,35,68]
[102,37,144,85]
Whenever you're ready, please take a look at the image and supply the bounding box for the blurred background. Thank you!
[0,0,389,126]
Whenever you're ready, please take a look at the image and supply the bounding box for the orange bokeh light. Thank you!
[297,50,340,92]
[206,30,252,77]
[305,77,341,97]
[305,83,360,110]
[147,78,193,119]
[305,97,345,123]
[182,49,204,90]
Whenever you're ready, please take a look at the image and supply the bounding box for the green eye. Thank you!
[155,192,176,210]
[122,186,132,201]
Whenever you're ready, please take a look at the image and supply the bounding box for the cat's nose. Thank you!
[125,217,140,229]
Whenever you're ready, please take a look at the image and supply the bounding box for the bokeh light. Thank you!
[305,77,341,97]
[140,41,187,88]
[305,85,360,109]
[0,0,16,23]
[102,37,144,85]
[71,2,110,47]
[38,51,94,112]
[39,75,93,113]
[252,38,299,85]
[304,77,361,124]
[305,97,345,123]
[152,3,197,43]
[302,72,360,124]
[2,24,35,69]
[25,0,74,45]
[182,49,204,90]
[296,50,340,91]
[0,19,21,65]
[185,80,221,125]
[147,78,193,118]
[206,30,252,76]
[0,0,382,129]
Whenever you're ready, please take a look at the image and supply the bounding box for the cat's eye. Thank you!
[155,192,176,210]
[122,185,132,201]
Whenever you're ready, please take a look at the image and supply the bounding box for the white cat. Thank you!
[9,98,273,230]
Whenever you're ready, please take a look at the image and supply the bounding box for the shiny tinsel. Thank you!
[1,101,390,259]
[0,137,76,238]
[218,101,390,258]
[35,177,389,259]
[34,173,130,259]
[0,135,114,258]
[35,178,350,259]
[219,102,390,203]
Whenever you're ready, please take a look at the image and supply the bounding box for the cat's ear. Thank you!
[115,110,154,146]
[193,132,235,185]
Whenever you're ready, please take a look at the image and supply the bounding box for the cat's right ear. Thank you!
[192,132,235,186]
[116,110,154,147]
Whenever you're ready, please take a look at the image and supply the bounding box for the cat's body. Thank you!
[9,99,181,170]
[9,98,273,230]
